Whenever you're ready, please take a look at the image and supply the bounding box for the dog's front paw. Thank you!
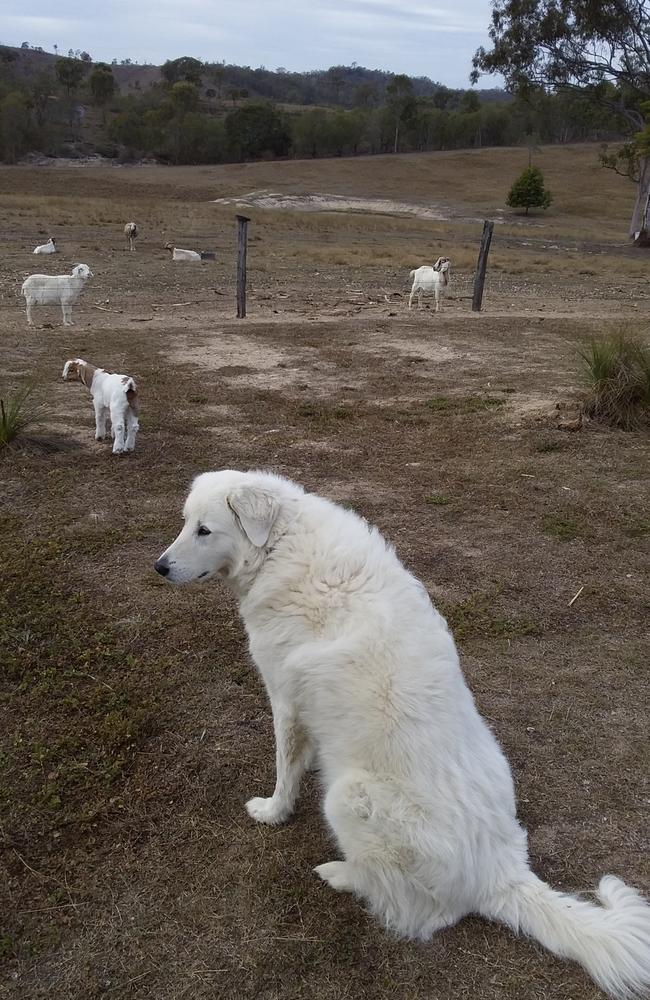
[245,796,291,825]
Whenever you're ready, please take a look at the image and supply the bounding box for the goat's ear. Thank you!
[227,487,280,547]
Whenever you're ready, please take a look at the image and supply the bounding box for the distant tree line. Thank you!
[0,47,630,165]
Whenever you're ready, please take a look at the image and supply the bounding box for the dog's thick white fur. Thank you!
[156,470,650,999]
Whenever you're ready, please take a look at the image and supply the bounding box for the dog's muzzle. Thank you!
[154,558,170,577]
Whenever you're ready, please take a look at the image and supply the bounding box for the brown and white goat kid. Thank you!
[124,222,138,251]
[62,358,139,454]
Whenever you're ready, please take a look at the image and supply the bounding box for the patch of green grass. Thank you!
[426,395,506,415]
[533,436,568,453]
[439,589,540,642]
[543,516,583,541]
[295,400,356,424]
[424,494,450,506]
[462,396,507,413]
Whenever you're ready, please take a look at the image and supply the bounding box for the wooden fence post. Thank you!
[472,220,494,313]
[236,214,250,318]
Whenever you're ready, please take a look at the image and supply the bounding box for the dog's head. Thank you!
[154,470,296,588]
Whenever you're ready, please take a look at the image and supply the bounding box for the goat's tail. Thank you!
[486,873,650,999]
[124,378,139,415]
[409,269,416,281]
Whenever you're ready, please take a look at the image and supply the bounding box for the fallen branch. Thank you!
[152,301,193,308]
[93,305,123,314]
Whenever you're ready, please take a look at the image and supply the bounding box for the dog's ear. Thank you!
[227,487,280,547]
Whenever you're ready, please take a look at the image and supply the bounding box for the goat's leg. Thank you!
[25,302,33,326]
[110,404,126,454]
[62,302,73,326]
[418,290,423,311]
[408,287,415,310]
[125,410,139,452]
[434,290,440,313]
[94,401,109,440]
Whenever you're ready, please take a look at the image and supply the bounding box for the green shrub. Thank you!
[506,165,552,215]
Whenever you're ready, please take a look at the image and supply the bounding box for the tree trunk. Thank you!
[630,155,650,244]
[394,121,399,154]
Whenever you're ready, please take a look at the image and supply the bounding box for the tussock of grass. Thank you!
[0,386,33,447]
[580,333,650,430]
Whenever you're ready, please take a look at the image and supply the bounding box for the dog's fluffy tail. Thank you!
[487,874,650,999]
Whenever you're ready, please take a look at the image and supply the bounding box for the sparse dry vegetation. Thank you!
[0,145,648,1000]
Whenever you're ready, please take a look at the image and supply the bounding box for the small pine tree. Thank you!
[506,165,552,215]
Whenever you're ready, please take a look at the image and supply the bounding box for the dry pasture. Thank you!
[0,145,649,1000]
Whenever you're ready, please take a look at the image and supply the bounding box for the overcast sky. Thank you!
[2,0,498,88]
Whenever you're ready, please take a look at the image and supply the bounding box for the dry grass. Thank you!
[0,147,649,1000]
[0,386,33,446]
[580,331,650,429]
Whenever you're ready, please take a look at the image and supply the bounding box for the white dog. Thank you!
[155,470,650,999]
[62,358,139,454]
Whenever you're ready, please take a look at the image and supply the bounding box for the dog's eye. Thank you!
[197,525,211,536]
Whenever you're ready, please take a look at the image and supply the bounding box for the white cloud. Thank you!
[1,0,496,87]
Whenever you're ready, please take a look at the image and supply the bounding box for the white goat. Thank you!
[62,358,139,454]
[22,263,93,327]
[124,222,138,251]
[408,256,451,312]
[33,237,57,255]
[165,243,214,262]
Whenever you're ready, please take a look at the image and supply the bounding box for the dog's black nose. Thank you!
[154,559,170,577]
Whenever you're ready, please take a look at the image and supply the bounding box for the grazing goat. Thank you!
[124,221,138,251]
[22,263,93,327]
[62,358,139,454]
[33,237,57,255]
[408,256,451,312]
[164,243,214,262]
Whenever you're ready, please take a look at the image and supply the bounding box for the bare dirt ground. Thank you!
[0,145,649,1000]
